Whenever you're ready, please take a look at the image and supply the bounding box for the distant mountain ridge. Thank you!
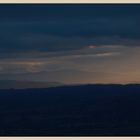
[0,80,62,89]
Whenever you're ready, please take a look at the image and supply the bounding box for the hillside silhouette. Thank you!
[1,84,140,136]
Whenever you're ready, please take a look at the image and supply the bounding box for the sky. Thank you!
[0,4,140,84]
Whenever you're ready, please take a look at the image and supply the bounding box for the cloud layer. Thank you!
[0,4,140,84]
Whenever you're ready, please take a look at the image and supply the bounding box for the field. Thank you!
[0,84,140,136]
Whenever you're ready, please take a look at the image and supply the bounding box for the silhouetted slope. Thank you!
[1,84,140,136]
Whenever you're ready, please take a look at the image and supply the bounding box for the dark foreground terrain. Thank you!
[1,84,140,136]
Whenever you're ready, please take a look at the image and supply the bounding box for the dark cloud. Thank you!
[0,4,140,55]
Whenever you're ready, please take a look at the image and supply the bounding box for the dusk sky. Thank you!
[0,4,140,84]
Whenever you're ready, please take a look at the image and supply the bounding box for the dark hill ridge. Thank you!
[1,84,140,136]
[3,83,140,92]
